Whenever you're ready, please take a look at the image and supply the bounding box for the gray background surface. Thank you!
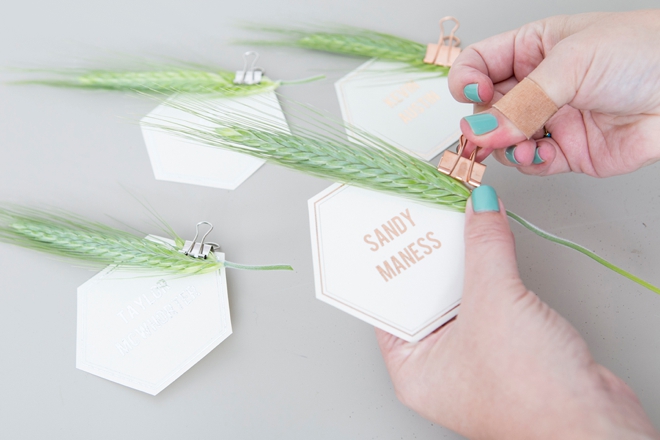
[1,1,659,438]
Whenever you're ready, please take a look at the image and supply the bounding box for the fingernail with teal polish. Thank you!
[533,148,544,164]
[472,185,500,213]
[463,83,482,103]
[464,113,498,135]
[504,146,520,165]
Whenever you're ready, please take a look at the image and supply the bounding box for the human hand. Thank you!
[447,11,660,177]
[376,185,659,439]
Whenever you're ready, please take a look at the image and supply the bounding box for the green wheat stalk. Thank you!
[13,65,323,95]
[0,206,292,274]
[238,26,448,75]
[142,95,660,294]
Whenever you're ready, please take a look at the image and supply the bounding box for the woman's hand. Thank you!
[448,11,660,177]
[376,186,659,439]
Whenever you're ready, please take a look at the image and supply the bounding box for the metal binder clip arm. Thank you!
[180,221,220,259]
[234,51,264,85]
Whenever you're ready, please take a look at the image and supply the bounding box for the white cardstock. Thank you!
[76,248,231,395]
[140,91,288,190]
[335,59,473,160]
[309,184,465,342]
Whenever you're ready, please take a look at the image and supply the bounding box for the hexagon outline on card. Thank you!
[335,59,472,160]
[76,250,231,395]
[308,184,465,342]
[141,91,289,190]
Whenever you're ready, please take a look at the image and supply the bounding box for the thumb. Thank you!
[462,185,522,306]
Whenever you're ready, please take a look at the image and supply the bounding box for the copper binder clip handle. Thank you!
[424,16,462,67]
[465,147,483,187]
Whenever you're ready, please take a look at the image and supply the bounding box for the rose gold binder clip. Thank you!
[424,16,462,67]
[437,135,485,187]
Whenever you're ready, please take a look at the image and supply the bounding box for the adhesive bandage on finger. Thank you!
[493,77,558,139]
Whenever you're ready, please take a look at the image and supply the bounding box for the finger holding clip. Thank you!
[458,137,493,163]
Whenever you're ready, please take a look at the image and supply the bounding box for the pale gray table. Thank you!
[1,1,659,438]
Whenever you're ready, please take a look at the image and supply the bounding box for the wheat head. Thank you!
[240,27,449,74]
[146,95,660,294]
[0,207,292,273]
[147,96,470,211]
[17,68,281,95]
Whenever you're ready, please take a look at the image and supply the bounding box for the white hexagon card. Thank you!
[77,252,231,395]
[141,91,288,190]
[335,59,473,160]
[309,184,465,342]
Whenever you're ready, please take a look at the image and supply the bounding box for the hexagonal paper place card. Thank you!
[309,184,465,342]
[76,251,231,395]
[141,91,288,190]
[335,59,473,160]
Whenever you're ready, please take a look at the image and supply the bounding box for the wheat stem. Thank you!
[279,74,326,86]
[225,261,293,271]
[506,211,660,294]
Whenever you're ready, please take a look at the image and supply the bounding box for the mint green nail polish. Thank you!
[533,148,544,164]
[463,83,482,103]
[464,113,498,135]
[472,185,499,213]
[504,146,520,165]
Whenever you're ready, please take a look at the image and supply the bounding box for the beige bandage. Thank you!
[493,77,558,139]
